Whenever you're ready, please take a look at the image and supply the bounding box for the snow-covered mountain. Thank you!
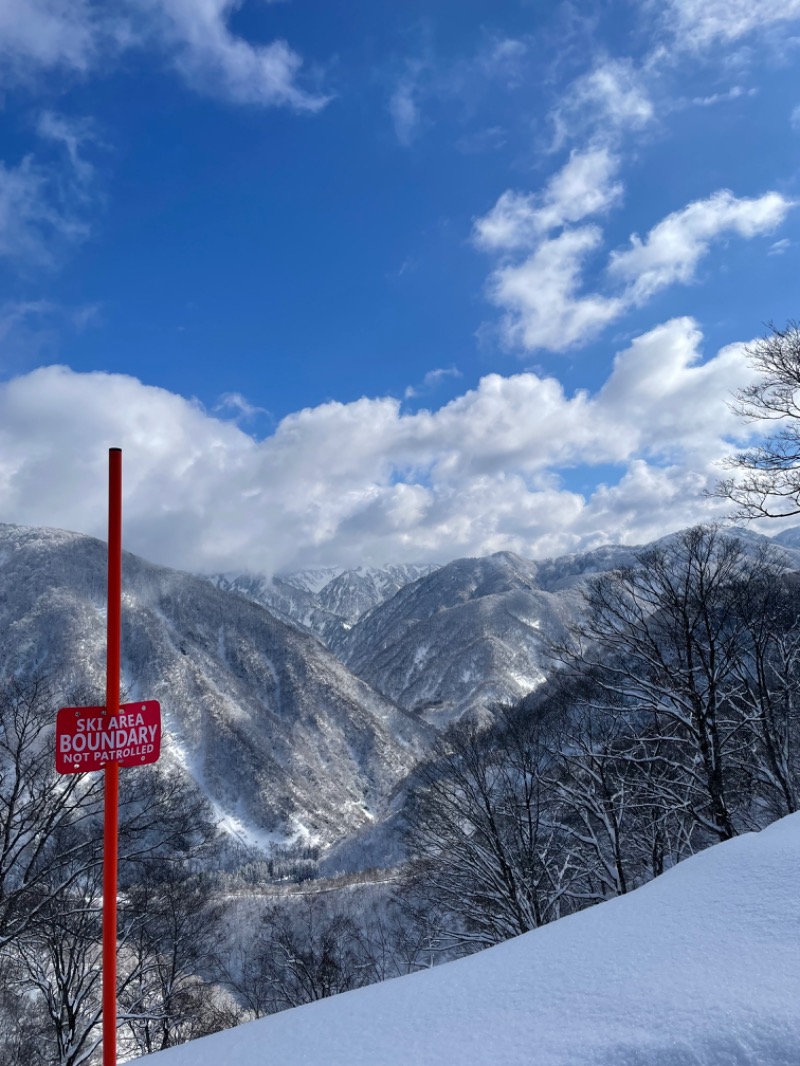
[211,548,672,725]
[208,572,347,645]
[149,811,800,1066]
[772,524,800,551]
[7,519,799,847]
[527,541,643,591]
[317,564,439,626]
[278,567,345,594]
[0,523,431,849]
[337,552,575,724]
[207,563,439,645]
[336,530,800,724]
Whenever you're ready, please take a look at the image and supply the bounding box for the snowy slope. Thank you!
[208,571,346,644]
[772,525,800,551]
[151,812,800,1065]
[278,567,345,594]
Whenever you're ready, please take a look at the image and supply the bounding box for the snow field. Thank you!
[149,812,800,1065]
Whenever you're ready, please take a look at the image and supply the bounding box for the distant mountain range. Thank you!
[4,520,800,860]
[338,552,569,724]
[205,551,646,724]
[215,528,800,725]
[207,563,438,646]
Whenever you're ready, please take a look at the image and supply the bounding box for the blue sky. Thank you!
[1,0,800,574]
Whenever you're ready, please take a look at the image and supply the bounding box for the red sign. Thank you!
[56,699,161,775]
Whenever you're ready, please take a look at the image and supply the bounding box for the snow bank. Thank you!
[150,814,800,1065]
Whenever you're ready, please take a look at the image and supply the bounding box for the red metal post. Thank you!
[103,448,122,1066]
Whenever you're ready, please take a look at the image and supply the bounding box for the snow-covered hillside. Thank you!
[0,523,431,848]
[772,525,800,551]
[208,571,347,644]
[317,563,439,625]
[151,812,800,1065]
[338,552,576,723]
[207,563,438,645]
[336,530,800,724]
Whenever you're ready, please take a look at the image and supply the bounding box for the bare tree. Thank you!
[16,862,104,1066]
[6,763,221,1063]
[538,671,700,906]
[354,890,438,981]
[0,669,224,1059]
[118,762,218,876]
[543,698,639,902]
[225,894,377,1017]
[0,675,103,949]
[403,708,571,952]
[0,950,50,1065]
[716,321,800,519]
[551,526,780,844]
[120,866,230,1055]
[730,571,800,819]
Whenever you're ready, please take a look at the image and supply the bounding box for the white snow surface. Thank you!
[150,813,800,1065]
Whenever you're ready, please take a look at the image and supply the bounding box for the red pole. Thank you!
[103,447,122,1066]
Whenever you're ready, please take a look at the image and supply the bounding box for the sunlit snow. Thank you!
[149,812,800,1065]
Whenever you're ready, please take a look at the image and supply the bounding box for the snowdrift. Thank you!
[150,814,800,1065]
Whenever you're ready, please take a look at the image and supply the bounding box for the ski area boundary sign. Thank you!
[56,699,162,774]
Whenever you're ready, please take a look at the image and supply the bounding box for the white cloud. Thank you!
[573,459,720,549]
[476,37,528,87]
[476,178,792,352]
[608,189,792,303]
[389,72,423,146]
[551,58,654,150]
[597,318,752,461]
[691,85,755,106]
[422,367,461,388]
[404,367,462,399]
[148,0,329,110]
[769,238,792,255]
[0,0,329,111]
[0,0,115,80]
[0,111,102,269]
[0,319,759,573]
[487,227,624,351]
[664,0,800,48]
[36,111,97,183]
[215,392,269,421]
[473,146,623,251]
[0,156,89,267]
